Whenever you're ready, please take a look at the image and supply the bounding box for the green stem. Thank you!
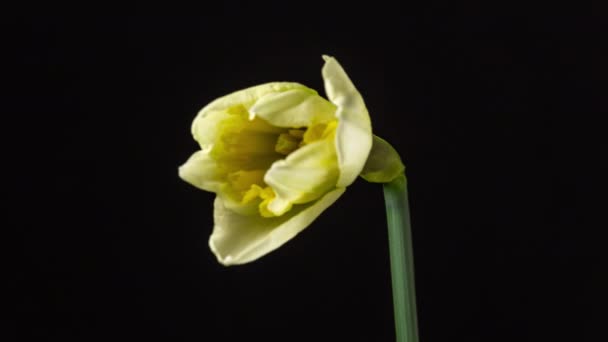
[383,174,419,342]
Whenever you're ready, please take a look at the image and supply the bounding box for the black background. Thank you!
[12,4,605,341]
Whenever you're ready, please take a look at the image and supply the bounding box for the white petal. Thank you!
[264,139,339,216]
[250,88,336,127]
[191,82,307,145]
[322,55,373,188]
[178,150,224,192]
[209,188,345,265]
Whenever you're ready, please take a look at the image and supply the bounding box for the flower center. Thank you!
[215,106,337,217]
[274,129,305,155]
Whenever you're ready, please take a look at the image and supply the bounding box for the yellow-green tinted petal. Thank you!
[321,55,372,188]
[190,108,226,149]
[250,88,337,127]
[209,188,346,266]
[191,82,308,146]
[263,139,339,216]
[360,135,405,183]
[178,150,224,193]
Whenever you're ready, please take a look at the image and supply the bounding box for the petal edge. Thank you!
[178,150,224,193]
[209,187,346,265]
[322,56,373,187]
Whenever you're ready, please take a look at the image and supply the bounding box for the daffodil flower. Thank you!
[179,56,402,265]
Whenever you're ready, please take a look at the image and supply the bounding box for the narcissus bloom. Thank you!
[180,56,385,265]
